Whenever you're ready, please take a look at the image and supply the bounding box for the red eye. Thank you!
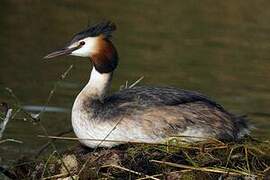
[80,41,85,45]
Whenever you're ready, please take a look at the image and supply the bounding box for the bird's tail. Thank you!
[234,115,253,139]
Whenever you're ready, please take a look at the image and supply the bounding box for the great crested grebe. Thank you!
[44,21,250,148]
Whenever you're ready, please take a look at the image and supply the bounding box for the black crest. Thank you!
[70,21,116,44]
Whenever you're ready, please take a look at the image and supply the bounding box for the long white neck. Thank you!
[79,67,112,102]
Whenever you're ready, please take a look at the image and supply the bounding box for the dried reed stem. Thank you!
[0,138,23,144]
[150,160,257,177]
[43,172,76,180]
[102,164,159,180]
[0,108,12,139]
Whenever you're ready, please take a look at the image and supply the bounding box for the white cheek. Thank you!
[70,37,97,57]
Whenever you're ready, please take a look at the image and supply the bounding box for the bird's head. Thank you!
[44,21,118,73]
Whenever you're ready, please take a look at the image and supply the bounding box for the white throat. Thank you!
[80,67,112,101]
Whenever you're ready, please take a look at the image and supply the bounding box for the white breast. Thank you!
[71,96,164,148]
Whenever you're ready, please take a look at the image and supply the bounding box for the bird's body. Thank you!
[45,21,250,148]
[71,67,249,148]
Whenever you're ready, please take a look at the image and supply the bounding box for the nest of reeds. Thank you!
[9,136,270,180]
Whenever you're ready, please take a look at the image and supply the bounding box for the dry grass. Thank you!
[7,135,270,179]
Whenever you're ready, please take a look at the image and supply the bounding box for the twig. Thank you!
[38,135,167,145]
[129,76,144,88]
[136,170,191,180]
[183,151,198,167]
[38,135,229,152]
[150,160,257,177]
[0,105,21,144]
[41,150,57,179]
[102,164,142,176]
[225,144,243,168]
[263,166,270,173]
[0,139,23,144]
[38,65,73,119]
[136,173,163,180]
[5,88,40,123]
[36,128,73,158]
[248,146,266,155]
[0,108,12,139]
[244,146,251,175]
[102,164,159,180]
[42,172,76,180]
[37,135,198,150]
[120,76,144,90]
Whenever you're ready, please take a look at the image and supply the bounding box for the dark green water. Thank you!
[0,1,269,164]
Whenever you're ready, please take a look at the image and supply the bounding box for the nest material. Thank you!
[7,137,270,180]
